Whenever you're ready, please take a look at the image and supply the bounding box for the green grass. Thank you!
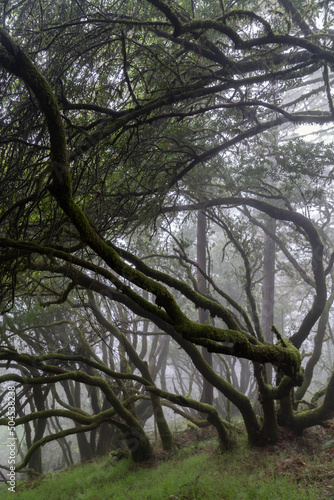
[0,433,332,499]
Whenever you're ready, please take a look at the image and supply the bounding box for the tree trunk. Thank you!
[88,293,173,452]
[261,218,276,383]
[28,386,48,476]
[295,288,334,404]
[197,209,214,406]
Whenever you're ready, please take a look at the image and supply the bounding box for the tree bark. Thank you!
[197,209,214,406]
[261,218,276,383]
[28,385,48,476]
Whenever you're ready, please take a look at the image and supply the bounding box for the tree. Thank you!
[1,0,334,472]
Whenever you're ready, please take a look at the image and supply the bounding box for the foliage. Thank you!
[0,0,334,474]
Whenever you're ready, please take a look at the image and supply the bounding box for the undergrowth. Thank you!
[0,426,333,499]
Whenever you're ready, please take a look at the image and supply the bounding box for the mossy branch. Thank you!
[13,422,103,472]
[145,385,234,450]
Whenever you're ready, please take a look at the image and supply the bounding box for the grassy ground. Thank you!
[0,425,333,499]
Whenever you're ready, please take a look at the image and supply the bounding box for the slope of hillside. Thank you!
[0,428,333,499]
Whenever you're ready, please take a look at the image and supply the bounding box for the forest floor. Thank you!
[0,423,333,499]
